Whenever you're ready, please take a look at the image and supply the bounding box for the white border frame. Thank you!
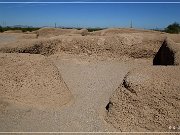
[0,1,180,4]
[0,1,180,134]
[0,1,180,3]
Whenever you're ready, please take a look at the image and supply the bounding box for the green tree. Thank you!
[165,22,180,34]
[0,26,3,32]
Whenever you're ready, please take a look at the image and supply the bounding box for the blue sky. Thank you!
[0,0,180,29]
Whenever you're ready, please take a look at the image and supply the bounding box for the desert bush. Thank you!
[0,27,40,32]
[165,22,180,34]
[87,28,104,32]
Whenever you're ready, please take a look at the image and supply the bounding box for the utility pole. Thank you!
[55,22,56,28]
[2,21,5,27]
[130,20,133,28]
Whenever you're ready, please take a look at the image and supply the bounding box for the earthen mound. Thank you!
[4,30,23,33]
[35,27,89,38]
[73,28,88,36]
[0,32,164,58]
[166,33,180,43]
[105,67,180,132]
[0,38,60,56]
[35,27,72,38]
[18,33,38,39]
[0,53,72,108]
[91,28,163,36]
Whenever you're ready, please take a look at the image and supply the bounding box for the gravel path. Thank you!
[0,54,150,132]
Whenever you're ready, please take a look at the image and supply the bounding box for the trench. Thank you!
[153,40,175,66]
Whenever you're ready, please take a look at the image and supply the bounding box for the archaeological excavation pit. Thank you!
[153,39,177,66]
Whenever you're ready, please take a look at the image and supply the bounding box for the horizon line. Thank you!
[0,25,166,29]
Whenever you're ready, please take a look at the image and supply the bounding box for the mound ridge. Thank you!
[0,33,165,58]
[4,30,23,33]
[0,53,72,108]
[90,28,163,36]
[105,67,180,132]
[35,27,89,38]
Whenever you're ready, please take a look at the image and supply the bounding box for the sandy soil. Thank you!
[0,53,151,132]
[106,66,180,132]
[0,53,72,109]
[0,29,179,132]
[0,34,17,43]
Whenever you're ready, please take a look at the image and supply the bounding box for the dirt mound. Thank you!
[4,30,23,33]
[90,28,163,36]
[153,38,180,65]
[0,38,59,56]
[0,33,165,58]
[35,27,89,38]
[166,33,180,43]
[58,33,163,58]
[105,67,180,132]
[0,53,72,108]
[73,28,88,36]
[18,33,38,39]
[35,27,73,38]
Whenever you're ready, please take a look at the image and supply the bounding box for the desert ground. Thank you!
[0,28,179,133]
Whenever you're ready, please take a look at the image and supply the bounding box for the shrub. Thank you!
[165,22,180,34]
[0,26,3,32]
[0,27,40,33]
